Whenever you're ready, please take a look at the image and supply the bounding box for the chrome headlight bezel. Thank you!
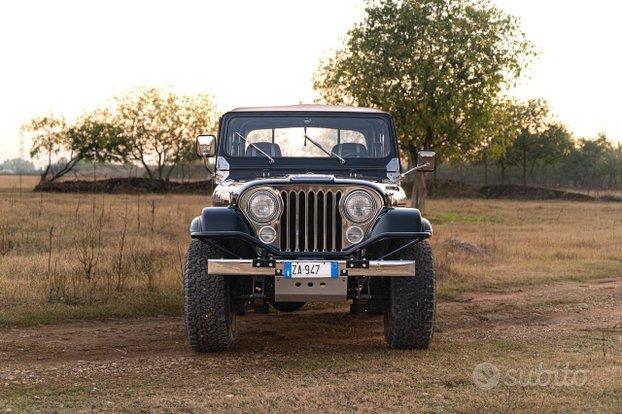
[341,189,378,224]
[339,188,383,247]
[257,225,278,244]
[246,189,282,224]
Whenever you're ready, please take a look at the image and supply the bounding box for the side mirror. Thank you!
[196,135,216,157]
[397,150,436,179]
[416,150,436,172]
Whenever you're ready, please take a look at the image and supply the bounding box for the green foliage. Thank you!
[0,158,38,174]
[472,99,523,165]
[22,88,217,183]
[442,129,621,190]
[500,100,574,186]
[22,113,125,183]
[564,134,621,188]
[65,111,128,164]
[23,115,67,161]
[113,87,217,180]
[314,0,534,160]
[22,115,69,182]
[472,98,565,185]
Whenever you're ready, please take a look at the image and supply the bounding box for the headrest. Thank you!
[245,142,282,157]
[331,143,368,158]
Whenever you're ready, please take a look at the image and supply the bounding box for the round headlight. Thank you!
[342,190,376,223]
[247,191,279,223]
[258,226,277,244]
[345,226,364,244]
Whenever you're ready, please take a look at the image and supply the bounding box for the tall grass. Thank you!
[0,192,210,325]
[0,191,620,326]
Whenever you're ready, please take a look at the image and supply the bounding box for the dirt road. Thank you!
[1,277,621,413]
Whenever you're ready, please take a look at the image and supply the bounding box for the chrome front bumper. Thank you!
[207,259,415,277]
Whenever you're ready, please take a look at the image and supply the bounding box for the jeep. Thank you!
[185,105,435,351]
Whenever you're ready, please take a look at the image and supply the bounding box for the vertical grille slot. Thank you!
[280,188,342,252]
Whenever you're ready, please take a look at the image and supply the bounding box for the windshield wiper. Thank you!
[304,134,346,164]
[235,132,275,164]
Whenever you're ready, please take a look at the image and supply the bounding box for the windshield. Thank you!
[223,116,393,159]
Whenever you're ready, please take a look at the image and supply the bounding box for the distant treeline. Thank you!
[20,87,217,185]
[437,130,622,191]
[0,158,38,175]
[12,123,622,194]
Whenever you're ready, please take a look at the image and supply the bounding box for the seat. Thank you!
[331,143,368,158]
[245,142,282,157]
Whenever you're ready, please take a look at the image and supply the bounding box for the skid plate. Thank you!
[274,276,347,302]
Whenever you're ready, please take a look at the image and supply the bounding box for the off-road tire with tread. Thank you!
[383,240,435,349]
[184,239,236,352]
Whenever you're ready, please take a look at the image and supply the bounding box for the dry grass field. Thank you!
[0,175,39,192]
[0,188,621,412]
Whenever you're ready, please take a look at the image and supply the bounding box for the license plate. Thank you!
[283,261,339,278]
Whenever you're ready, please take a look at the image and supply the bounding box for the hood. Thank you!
[212,174,406,207]
[215,156,400,184]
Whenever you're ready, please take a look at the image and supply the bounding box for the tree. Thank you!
[504,99,548,186]
[314,0,534,210]
[65,111,129,162]
[568,134,617,191]
[503,100,573,186]
[606,141,622,188]
[23,115,67,183]
[0,158,38,174]
[472,99,521,185]
[113,88,217,181]
[534,124,574,184]
[24,112,126,183]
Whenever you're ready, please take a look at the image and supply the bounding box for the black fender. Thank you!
[421,217,433,234]
[364,208,432,258]
[369,208,432,238]
[190,207,253,237]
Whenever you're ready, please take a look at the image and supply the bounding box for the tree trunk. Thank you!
[40,164,51,184]
[411,172,427,212]
[407,140,428,212]
[165,161,178,181]
[48,159,79,182]
[483,151,489,186]
[39,152,52,183]
[499,161,505,185]
[522,145,527,186]
[138,156,154,180]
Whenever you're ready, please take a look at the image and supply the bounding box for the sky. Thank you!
[1,0,621,161]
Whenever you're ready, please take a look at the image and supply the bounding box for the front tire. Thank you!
[184,239,236,352]
[384,240,435,349]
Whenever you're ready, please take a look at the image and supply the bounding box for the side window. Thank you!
[369,132,387,157]
[227,131,243,156]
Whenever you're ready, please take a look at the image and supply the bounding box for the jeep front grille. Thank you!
[279,189,343,252]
